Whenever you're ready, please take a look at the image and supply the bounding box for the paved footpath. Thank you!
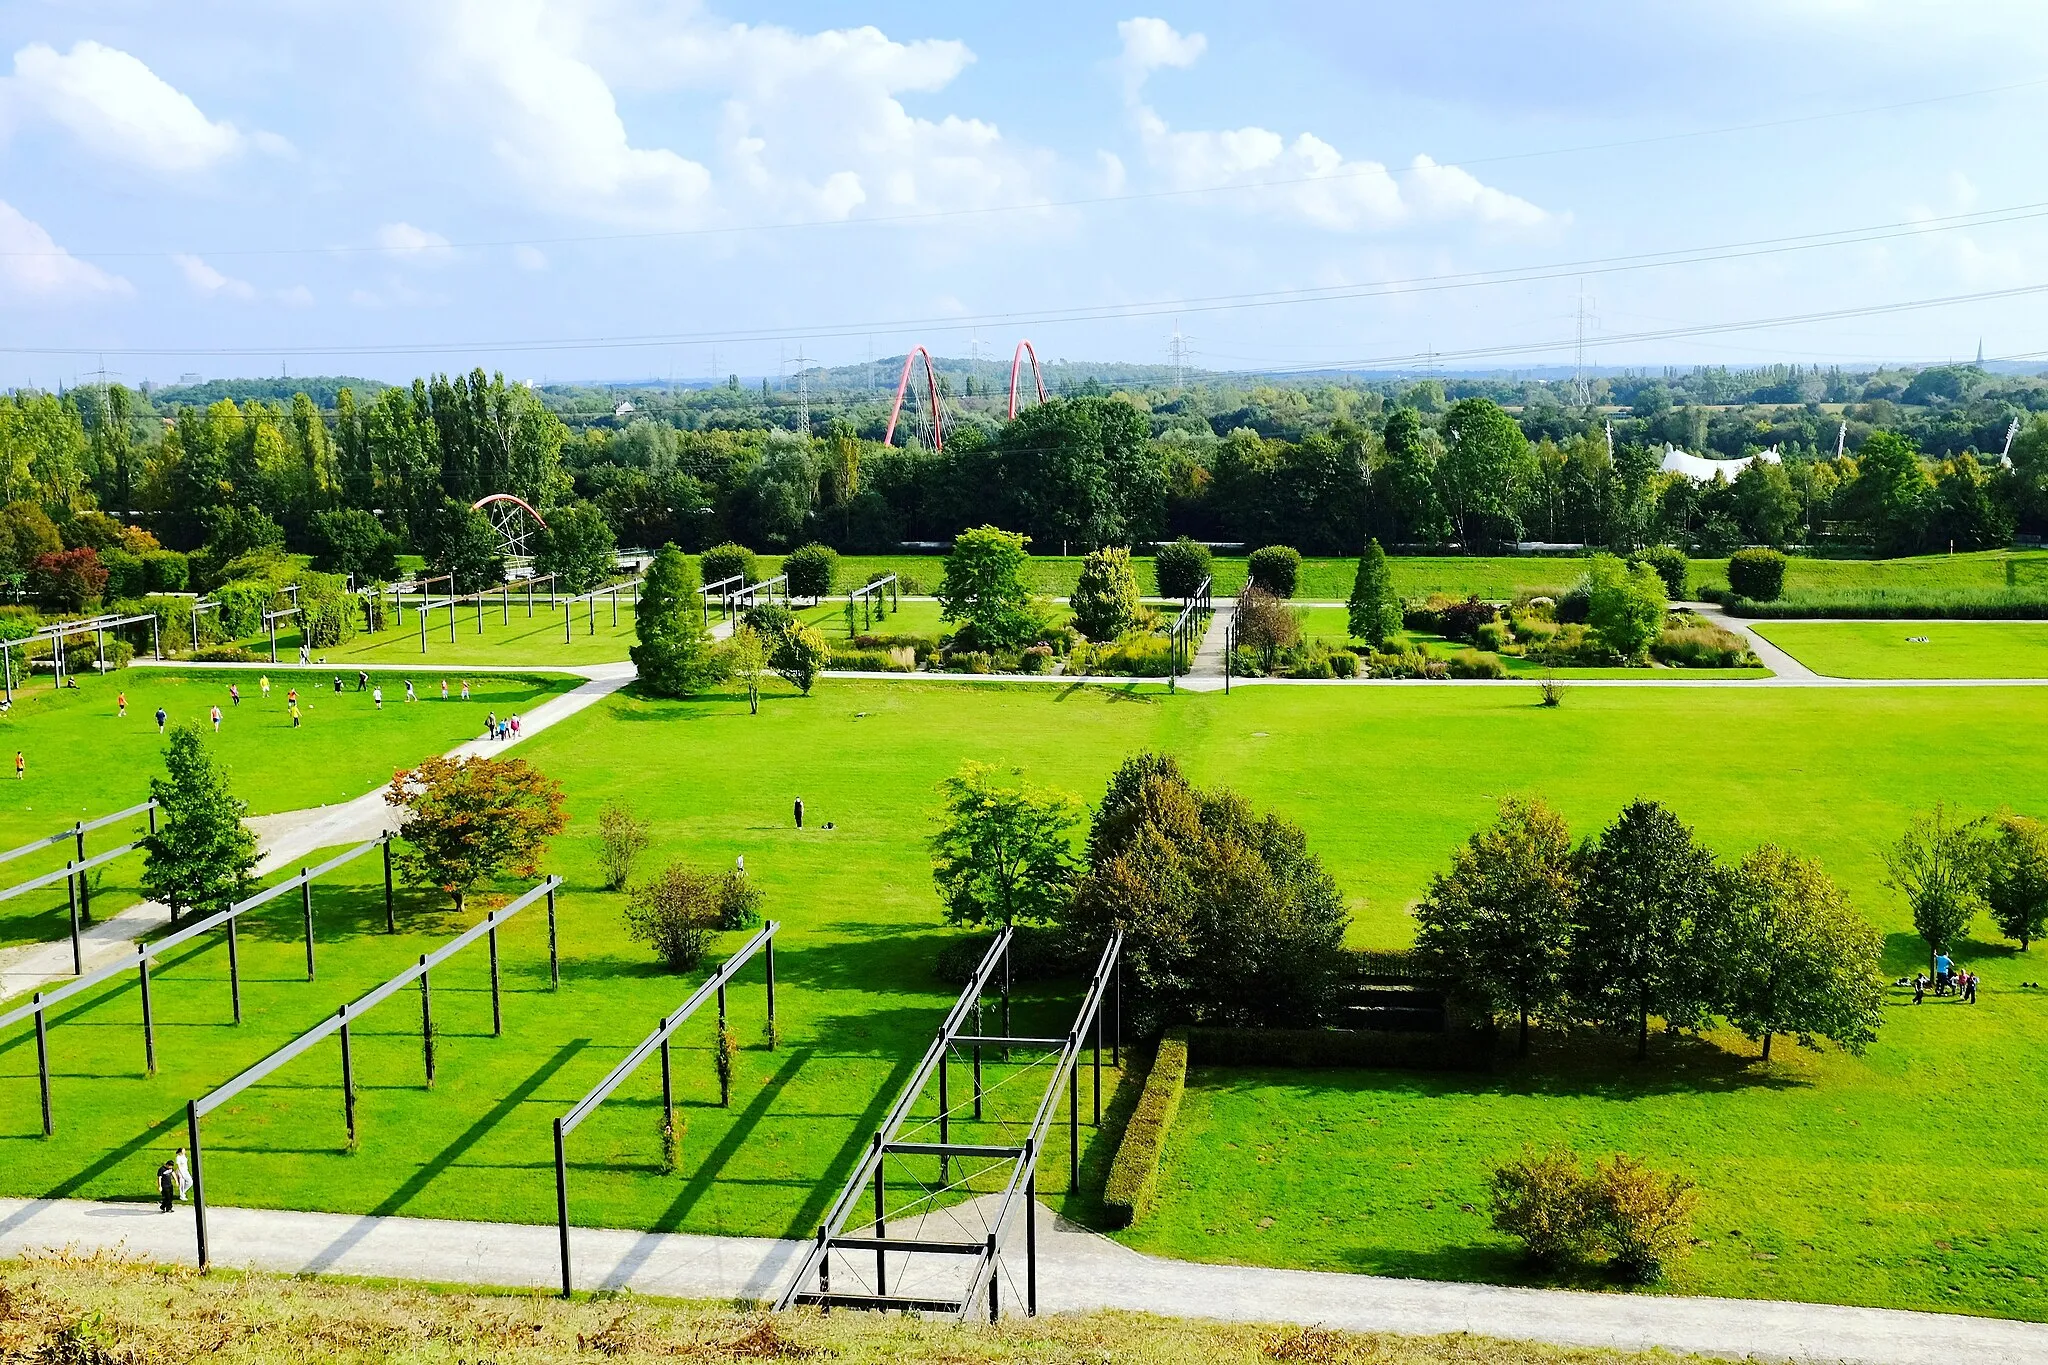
[0,664,634,1002]
[1,1196,2042,1364]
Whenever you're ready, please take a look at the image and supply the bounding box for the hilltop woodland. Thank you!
[0,360,2045,627]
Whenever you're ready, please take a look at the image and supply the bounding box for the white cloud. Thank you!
[0,200,128,301]
[1,40,282,174]
[172,253,257,300]
[423,2,1048,228]
[1116,18,1548,233]
[1115,17,1204,96]
[376,221,453,258]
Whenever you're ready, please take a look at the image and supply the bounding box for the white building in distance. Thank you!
[1658,444,1781,482]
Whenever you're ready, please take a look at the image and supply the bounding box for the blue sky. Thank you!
[0,0,2043,387]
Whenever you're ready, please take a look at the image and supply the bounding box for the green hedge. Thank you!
[1102,1029,1187,1230]
[1720,588,2048,619]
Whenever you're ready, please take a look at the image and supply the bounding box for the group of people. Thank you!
[135,673,485,734]
[1909,950,1979,1004]
[155,1147,193,1212]
[482,711,522,742]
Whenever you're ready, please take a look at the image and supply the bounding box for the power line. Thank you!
[8,76,2045,263]
[12,200,2048,361]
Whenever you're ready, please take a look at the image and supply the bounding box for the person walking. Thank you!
[259,675,271,698]
[287,686,298,706]
[356,670,369,692]
[155,706,167,734]
[174,1147,192,1200]
[290,701,301,728]
[460,679,470,701]
[794,797,804,829]
[372,685,384,711]
[116,691,126,717]
[12,751,21,781]
[229,682,241,707]
[298,640,310,664]
[210,704,222,732]
[404,680,416,703]
[1965,971,1979,1004]
[440,679,448,701]
[156,1160,177,1214]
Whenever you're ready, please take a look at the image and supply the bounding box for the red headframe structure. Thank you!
[883,346,945,451]
[1008,339,1047,419]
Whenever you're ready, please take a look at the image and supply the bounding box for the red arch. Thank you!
[1007,339,1047,419]
[882,347,945,451]
[470,492,549,529]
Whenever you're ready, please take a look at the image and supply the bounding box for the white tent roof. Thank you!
[1659,444,1780,482]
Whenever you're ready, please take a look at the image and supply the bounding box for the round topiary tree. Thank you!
[1247,545,1302,598]
[783,542,839,602]
[1726,547,1787,602]
[700,542,756,591]
[1154,537,1213,599]
[1070,547,1144,641]
[1632,545,1689,600]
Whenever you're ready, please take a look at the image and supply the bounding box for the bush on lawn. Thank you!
[1070,547,1146,642]
[783,543,838,600]
[1154,537,1213,599]
[1437,596,1500,643]
[1489,1147,1699,1281]
[1446,649,1508,679]
[1489,1147,1599,1267]
[623,861,758,971]
[699,542,756,591]
[1246,545,1302,597]
[1102,1030,1188,1229]
[1632,545,1690,599]
[1651,620,1756,668]
[1727,547,1787,602]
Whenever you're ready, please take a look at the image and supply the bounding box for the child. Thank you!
[116,691,126,717]
[460,680,471,701]
[229,683,241,707]
[405,680,416,702]
[259,675,271,698]
[210,704,222,732]
[440,679,448,701]
[13,751,22,781]
[290,702,302,729]
[372,685,384,710]
[157,1160,177,1214]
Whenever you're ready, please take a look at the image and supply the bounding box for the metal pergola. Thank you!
[558,575,641,642]
[698,574,745,625]
[734,574,788,612]
[775,929,1123,1322]
[0,833,401,1135]
[184,874,564,1269]
[0,798,160,974]
[1,612,163,699]
[848,575,901,632]
[551,921,779,1295]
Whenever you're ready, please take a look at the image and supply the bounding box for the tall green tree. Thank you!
[936,525,1040,650]
[532,503,616,593]
[1069,545,1144,641]
[929,762,1084,928]
[1714,845,1885,1060]
[426,498,506,592]
[1981,813,2048,951]
[141,723,258,924]
[1846,430,1930,556]
[1346,537,1398,648]
[1439,397,1529,549]
[1414,796,1576,1055]
[1883,803,1985,971]
[1585,553,1666,662]
[630,544,718,697]
[1379,408,1447,545]
[1572,799,1719,1058]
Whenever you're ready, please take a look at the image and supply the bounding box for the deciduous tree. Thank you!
[936,525,1040,651]
[385,754,568,914]
[1714,845,1884,1060]
[1572,799,1719,1058]
[141,723,258,924]
[929,762,1083,928]
[1884,802,1985,971]
[1982,813,2048,952]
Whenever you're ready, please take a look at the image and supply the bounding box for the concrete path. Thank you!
[1180,599,1234,692]
[2,1195,2042,1364]
[0,665,635,1002]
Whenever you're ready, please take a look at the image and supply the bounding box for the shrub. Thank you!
[1437,596,1499,643]
[1234,585,1302,668]
[699,542,756,590]
[1592,1154,1700,1281]
[1328,649,1359,678]
[1018,642,1055,674]
[1632,545,1690,599]
[141,550,189,593]
[783,542,838,600]
[597,802,650,892]
[1556,582,1591,623]
[1474,620,1511,652]
[1246,545,1302,597]
[1070,546,1145,641]
[191,643,256,663]
[1083,634,1175,676]
[100,548,144,599]
[308,508,401,580]
[1102,1030,1188,1228]
[1727,547,1787,601]
[1584,553,1666,662]
[771,622,829,695]
[1651,620,1756,668]
[833,646,916,673]
[1490,1148,1599,1266]
[1446,649,1508,679]
[1154,537,1213,598]
[714,869,763,930]
[65,637,133,672]
[31,547,108,612]
[623,862,722,971]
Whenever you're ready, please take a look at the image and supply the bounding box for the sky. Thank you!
[1,0,2046,388]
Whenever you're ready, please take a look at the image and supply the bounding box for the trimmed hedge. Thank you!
[1721,588,2048,619]
[1102,1029,1188,1229]
[1726,548,1786,601]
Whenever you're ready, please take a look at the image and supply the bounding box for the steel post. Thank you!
[301,869,315,981]
[383,837,395,933]
[1093,997,1102,1126]
[1068,1042,1080,1188]
[34,995,51,1135]
[871,1133,887,1294]
[764,937,776,1044]
[139,948,155,1075]
[986,1234,999,1322]
[660,1030,674,1137]
[554,1119,572,1297]
[488,915,502,1037]
[188,1102,208,1268]
[1026,1163,1038,1316]
[66,863,80,975]
[547,885,559,986]
[419,956,435,1085]
[227,916,242,1023]
[340,1008,356,1145]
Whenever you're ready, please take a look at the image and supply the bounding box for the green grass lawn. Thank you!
[267,599,643,667]
[5,679,2048,1317]
[0,669,576,952]
[1756,621,2048,678]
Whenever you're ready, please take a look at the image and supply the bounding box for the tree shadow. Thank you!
[1882,930,2012,976]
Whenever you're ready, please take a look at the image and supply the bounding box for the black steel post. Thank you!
[340,1007,356,1146]
[227,916,242,1023]
[554,1118,572,1297]
[33,995,51,1135]
[188,1101,208,1269]
[488,915,502,1037]
[660,1029,673,1139]
[1026,1162,1038,1316]
[383,837,395,933]
[717,981,730,1107]
[973,1000,984,1120]
[986,1234,999,1322]
[139,947,155,1076]
[1093,998,1102,1126]
[547,886,559,987]
[1113,956,1122,1068]
[419,956,435,1085]
[1002,939,1012,1058]
[149,802,158,835]
[871,1132,886,1295]
[938,1044,950,1185]
[1068,1044,1080,1188]
[66,863,80,975]
[74,824,90,921]
[764,938,776,1045]
[301,870,315,981]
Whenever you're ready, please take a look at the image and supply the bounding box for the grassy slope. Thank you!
[271,600,643,667]
[1756,621,2048,678]
[0,669,574,951]
[5,682,2048,1318]
[0,1259,1719,1365]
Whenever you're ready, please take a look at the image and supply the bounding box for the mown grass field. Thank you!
[4,679,2047,1319]
[0,1256,1722,1365]
[0,669,574,952]
[270,598,643,667]
[1757,621,2048,678]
